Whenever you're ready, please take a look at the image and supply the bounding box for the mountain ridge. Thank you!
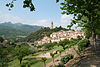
[0,22,43,40]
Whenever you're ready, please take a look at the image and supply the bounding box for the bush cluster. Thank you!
[61,54,73,64]
[78,39,89,52]
[20,62,31,67]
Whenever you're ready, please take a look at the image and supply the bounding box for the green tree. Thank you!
[77,35,82,40]
[41,57,47,67]
[0,45,10,66]
[58,39,70,50]
[44,43,54,50]
[14,45,31,64]
[69,38,81,57]
[6,40,16,47]
[52,42,57,46]
[44,43,51,50]
[6,0,35,11]
[76,16,100,45]
[0,36,4,43]
[59,0,100,45]
[57,49,63,57]
[77,39,89,52]
[50,53,55,66]
[61,54,73,64]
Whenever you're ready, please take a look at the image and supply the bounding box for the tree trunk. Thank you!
[53,57,55,66]
[63,47,66,54]
[2,62,4,67]
[20,58,22,64]
[73,47,81,57]
[91,31,94,45]
[91,16,96,46]
[96,35,99,39]
[44,62,46,67]
[60,53,61,57]
[92,31,96,50]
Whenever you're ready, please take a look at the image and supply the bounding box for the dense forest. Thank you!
[22,26,68,42]
[0,22,43,40]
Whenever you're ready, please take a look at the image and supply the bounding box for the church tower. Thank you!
[51,22,53,29]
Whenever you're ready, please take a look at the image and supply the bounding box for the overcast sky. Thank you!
[0,0,74,28]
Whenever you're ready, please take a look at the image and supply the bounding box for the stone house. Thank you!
[35,30,85,45]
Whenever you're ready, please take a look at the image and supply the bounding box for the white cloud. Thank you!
[0,11,24,23]
[60,14,80,29]
[0,11,75,28]
[33,15,73,28]
[37,19,48,23]
[32,19,51,27]
[0,11,51,27]
[54,14,73,28]
[61,14,73,25]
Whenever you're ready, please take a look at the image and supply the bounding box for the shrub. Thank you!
[20,62,31,67]
[61,54,73,64]
[20,63,26,67]
[78,39,89,52]
[49,65,53,67]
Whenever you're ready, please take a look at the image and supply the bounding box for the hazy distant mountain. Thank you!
[0,22,43,40]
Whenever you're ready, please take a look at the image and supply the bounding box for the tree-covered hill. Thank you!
[0,22,43,33]
[0,22,43,40]
[22,26,68,42]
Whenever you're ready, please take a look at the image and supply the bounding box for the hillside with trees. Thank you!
[22,26,68,42]
[0,22,43,40]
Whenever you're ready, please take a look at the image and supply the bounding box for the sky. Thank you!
[0,0,74,28]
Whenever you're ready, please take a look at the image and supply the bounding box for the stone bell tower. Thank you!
[51,22,53,29]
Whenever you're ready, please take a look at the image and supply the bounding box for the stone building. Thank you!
[34,22,85,45]
[50,22,53,29]
[35,30,85,45]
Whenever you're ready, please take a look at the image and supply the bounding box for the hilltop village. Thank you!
[34,22,85,45]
